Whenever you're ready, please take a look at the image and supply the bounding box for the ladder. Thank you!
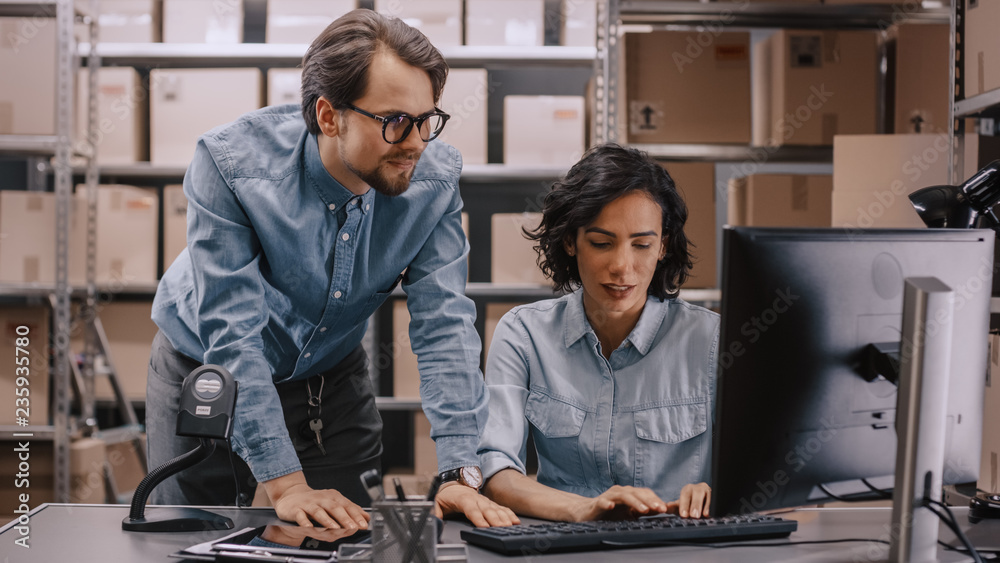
[59,296,148,504]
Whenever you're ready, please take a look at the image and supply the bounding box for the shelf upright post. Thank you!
[950,0,964,185]
[53,0,77,504]
[594,0,620,143]
[80,0,101,433]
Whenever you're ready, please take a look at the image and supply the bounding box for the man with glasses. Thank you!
[146,9,518,529]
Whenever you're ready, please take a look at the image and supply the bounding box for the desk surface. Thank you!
[0,504,995,562]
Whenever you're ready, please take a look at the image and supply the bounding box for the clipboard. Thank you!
[170,524,371,562]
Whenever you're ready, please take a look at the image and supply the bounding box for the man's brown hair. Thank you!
[300,9,449,136]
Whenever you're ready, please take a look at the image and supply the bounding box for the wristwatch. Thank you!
[439,466,483,491]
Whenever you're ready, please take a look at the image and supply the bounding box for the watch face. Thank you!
[460,466,483,489]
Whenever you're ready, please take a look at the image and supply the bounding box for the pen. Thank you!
[215,549,325,562]
[360,468,384,502]
[393,477,408,502]
[425,475,442,502]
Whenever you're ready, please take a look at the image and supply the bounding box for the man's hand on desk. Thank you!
[435,482,521,528]
[264,471,370,530]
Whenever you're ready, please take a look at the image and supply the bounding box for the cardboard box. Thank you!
[626,30,751,144]
[663,162,716,289]
[892,24,950,134]
[727,174,832,227]
[76,67,146,164]
[0,440,53,520]
[503,96,585,166]
[484,302,522,360]
[0,192,56,284]
[70,185,159,285]
[754,30,879,146]
[0,307,51,427]
[831,134,950,230]
[491,212,548,284]
[391,214,468,398]
[981,333,1000,494]
[374,0,461,48]
[266,0,356,44]
[70,437,107,504]
[162,0,243,43]
[163,184,188,271]
[831,133,999,230]
[267,68,303,107]
[414,412,437,474]
[74,301,157,401]
[466,0,544,47]
[964,0,1000,98]
[150,68,262,166]
[83,0,160,43]
[563,0,597,47]
[106,435,147,494]
[392,300,419,398]
[438,69,489,165]
[0,17,56,135]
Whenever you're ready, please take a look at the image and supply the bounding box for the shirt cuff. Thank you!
[480,451,525,481]
[237,437,303,483]
[433,435,481,473]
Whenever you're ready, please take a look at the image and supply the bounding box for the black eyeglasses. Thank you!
[343,104,450,144]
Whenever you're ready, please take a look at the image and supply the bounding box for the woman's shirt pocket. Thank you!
[632,400,710,494]
[525,391,589,489]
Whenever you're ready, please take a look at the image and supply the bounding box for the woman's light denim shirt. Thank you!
[152,105,487,481]
[478,290,720,501]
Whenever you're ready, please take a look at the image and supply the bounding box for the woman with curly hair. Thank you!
[477,143,719,522]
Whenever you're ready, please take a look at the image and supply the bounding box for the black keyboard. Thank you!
[460,514,798,555]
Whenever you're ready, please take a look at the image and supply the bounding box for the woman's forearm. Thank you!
[481,468,588,522]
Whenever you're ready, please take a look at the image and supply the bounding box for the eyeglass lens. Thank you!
[384,113,446,143]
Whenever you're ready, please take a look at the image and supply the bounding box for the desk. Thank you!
[0,505,996,562]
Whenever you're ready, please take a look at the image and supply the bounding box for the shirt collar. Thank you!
[304,133,375,215]
[563,289,669,356]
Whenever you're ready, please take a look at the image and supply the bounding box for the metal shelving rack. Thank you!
[596,0,950,153]
[57,162,577,183]
[0,0,100,503]
[949,0,998,186]
[79,42,597,68]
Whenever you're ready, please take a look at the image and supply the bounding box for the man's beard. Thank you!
[342,147,419,197]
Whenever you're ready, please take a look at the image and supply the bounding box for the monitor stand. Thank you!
[889,277,955,563]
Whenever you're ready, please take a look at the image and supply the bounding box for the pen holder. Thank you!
[371,500,437,563]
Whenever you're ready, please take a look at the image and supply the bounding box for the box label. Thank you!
[716,44,748,62]
[629,101,663,136]
[790,35,822,68]
[0,102,11,134]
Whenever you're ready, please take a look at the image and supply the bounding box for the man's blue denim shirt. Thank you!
[152,105,487,482]
[478,291,719,501]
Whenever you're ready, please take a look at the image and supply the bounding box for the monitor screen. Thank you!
[711,227,994,517]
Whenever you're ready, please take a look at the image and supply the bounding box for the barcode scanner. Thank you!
[177,365,238,439]
[123,365,239,532]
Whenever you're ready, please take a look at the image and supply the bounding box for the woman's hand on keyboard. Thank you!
[666,482,712,519]
[575,485,668,521]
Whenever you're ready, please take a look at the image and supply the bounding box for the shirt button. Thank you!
[319,327,327,332]
[342,233,350,241]
[365,204,370,211]
[304,352,312,358]
[334,291,342,298]
[328,203,336,211]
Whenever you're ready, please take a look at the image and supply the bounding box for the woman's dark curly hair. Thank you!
[525,143,693,300]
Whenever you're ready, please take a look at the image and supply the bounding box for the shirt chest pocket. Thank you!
[524,393,588,488]
[351,273,403,326]
[633,401,710,492]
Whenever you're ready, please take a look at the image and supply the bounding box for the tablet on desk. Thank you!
[170,524,371,562]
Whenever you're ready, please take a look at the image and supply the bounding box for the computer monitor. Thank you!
[711,227,994,517]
